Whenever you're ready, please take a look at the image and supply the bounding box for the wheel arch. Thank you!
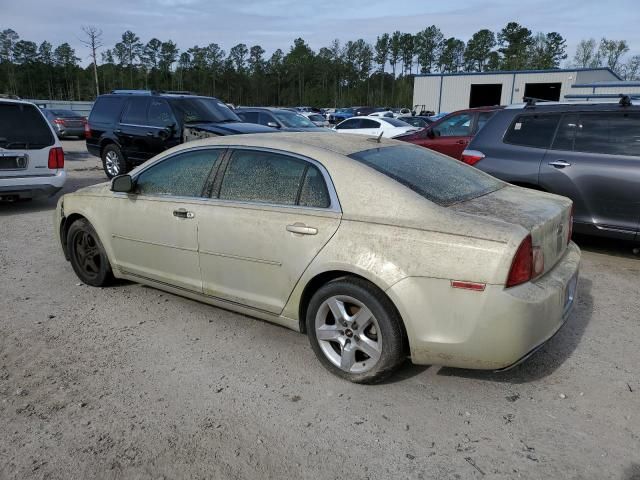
[510,181,547,192]
[60,212,89,260]
[296,269,410,355]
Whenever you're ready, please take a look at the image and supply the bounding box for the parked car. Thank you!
[236,107,327,132]
[354,107,385,116]
[0,98,65,201]
[398,115,434,128]
[328,107,357,124]
[42,109,87,139]
[86,90,274,178]
[333,116,418,138]
[56,132,580,383]
[464,98,640,242]
[394,106,503,159]
[302,112,330,128]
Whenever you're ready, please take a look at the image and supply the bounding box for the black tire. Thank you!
[101,144,129,179]
[306,277,406,384]
[67,219,114,287]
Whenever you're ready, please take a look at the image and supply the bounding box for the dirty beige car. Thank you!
[55,133,580,383]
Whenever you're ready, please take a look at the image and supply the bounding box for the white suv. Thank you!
[0,98,66,200]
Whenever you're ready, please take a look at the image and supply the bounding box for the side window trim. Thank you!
[211,146,341,212]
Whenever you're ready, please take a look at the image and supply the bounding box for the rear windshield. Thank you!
[50,109,79,117]
[349,145,503,206]
[0,103,54,150]
[383,118,411,127]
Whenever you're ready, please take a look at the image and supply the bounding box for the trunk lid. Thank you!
[450,186,573,275]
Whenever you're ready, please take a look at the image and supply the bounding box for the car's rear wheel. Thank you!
[67,219,113,287]
[306,277,405,384]
[102,144,128,179]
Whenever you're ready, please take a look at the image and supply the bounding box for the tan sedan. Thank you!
[55,133,580,383]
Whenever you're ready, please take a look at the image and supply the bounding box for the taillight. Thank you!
[54,118,65,125]
[567,204,574,244]
[84,120,91,139]
[506,235,533,287]
[48,147,64,169]
[461,149,485,165]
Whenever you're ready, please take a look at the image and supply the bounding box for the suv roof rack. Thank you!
[160,90,197,95]
[523,97,554,108]
[0,93,21,100]
[110,89,158,95]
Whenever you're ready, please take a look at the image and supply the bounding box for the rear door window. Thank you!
[89,96,125,124]
[238,111,259,124]
[147,99,175,127]
[504,113,560,149]
[360,119,381,129]
[219,150,311,206]
[121,97,151,125]
[551,114,579,151]
[349,144,503,206]
[574,112,640,157]
[0,102,54,149]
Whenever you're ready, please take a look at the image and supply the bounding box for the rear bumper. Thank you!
[0,171,66,199]
[386,242,581,370]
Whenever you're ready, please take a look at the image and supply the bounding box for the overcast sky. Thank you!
[3,0,639,65]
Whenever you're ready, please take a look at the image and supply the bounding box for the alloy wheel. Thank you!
[314,295,382,374]
[73,231,102,280]
[105,150,120,177]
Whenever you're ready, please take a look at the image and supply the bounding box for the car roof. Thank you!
[0,98,36,106]
[503,101,640,113]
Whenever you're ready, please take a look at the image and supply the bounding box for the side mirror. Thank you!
[111,174,134,193]
[267,121,280,129]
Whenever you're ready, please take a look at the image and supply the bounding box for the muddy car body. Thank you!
[56,133,580,382]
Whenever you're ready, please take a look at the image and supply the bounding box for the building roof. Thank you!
[415,67,622,81]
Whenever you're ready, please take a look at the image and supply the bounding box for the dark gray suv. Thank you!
[464,99,640,242]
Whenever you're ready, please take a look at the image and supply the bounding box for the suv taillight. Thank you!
[506,235,533,288]
[461,149,485,165]
[84,120,91,139]
[48,147,64,169]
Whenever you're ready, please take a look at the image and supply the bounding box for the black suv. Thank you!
[465,97,640,242]
[86,90,274,178]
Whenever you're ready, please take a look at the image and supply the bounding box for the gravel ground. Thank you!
[0,140,639,480]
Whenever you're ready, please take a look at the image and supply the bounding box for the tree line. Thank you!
[1,23,638,108]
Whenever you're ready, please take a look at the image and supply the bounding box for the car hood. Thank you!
[186,121,275,135]
[71,182,111,196]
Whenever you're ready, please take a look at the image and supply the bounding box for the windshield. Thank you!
[349,145,503,206]
[0,103,54,150]
[169,97,240,124]
[308,114,325,122]
[273,111,317,128]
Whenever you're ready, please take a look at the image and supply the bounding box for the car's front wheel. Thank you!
[101,144,128,179]
[67,219,114,287]
[306,277,406,383]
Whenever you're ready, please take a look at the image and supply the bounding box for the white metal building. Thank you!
[412,68,640,113]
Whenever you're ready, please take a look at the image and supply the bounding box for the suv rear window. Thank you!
[0,103,54,150]
[575,112,640,157]
[89,96,125,124]
[349,145,503,206]
[504,114,560,149]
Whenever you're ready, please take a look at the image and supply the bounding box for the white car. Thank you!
[333,116,419,138]
[368,111,395,119]
[0,97,66,201]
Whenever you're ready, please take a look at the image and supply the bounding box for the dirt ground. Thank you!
[0,140,639,480]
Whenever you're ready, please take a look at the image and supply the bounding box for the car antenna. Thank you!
[376,131,384,143]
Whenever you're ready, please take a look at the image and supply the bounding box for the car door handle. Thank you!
[173,208,195,219]
[286,223,317,235]
[146,132,155,137]
[114,129,122,134]
[548,160,572,168]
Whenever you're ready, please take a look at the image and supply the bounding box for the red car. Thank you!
[396,106,503,159]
